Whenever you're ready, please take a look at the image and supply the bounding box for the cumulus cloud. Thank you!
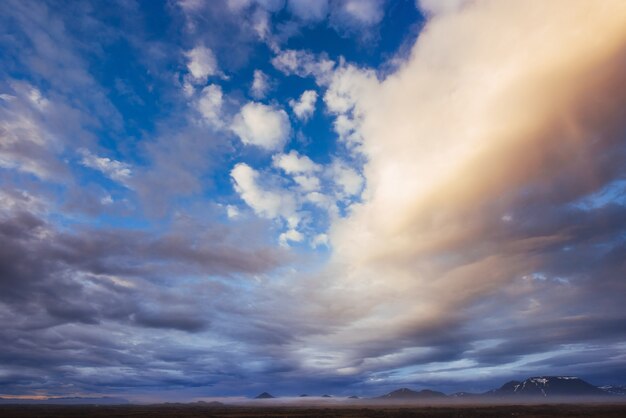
[185,44,218,84]
[289,89,318,121]
[279,228,304,246]
[330,161,363,198]
[273,150,323,193]
[231,162,297,221]
[334,0,385,26]
[293,174,321,192]
[196,84,224,127]
[271,49,335,85]
[287,0,329,22]
[250,69,271,99]
[324,64,378,147]
[231,102,291,151]
[272,149,320,174]
[328,0,386,36]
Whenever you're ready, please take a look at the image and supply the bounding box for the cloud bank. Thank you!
[287,0,626,388]
[2,0,626,400]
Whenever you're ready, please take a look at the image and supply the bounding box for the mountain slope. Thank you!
[378,388,447,400]
[490,376,607,397]
[254,392,275,399]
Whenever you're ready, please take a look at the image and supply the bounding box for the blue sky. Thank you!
[2,0,626,402]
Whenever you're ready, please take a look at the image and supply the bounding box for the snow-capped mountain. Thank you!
[490,376,607,397]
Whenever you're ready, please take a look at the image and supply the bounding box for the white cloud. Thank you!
[330,161,363,198]
[289,90,318,121]
[417,0,466,16]
[79,149,132,186]
[324,64,378,147]
[329,0,386,33]
[272,150,320,174]
[185,45,218,84]
[227,0,253,12]
[101,194,114,205]
[272,49,335,85]
[196,84,223,127]
[293,175,320,192]
[291,0,626,369]
[252,8,272,43]
[26,87,49,110]
[288,0,329,21]
[182,80,195,98]
[279,228,304,246]
[231,162,297,221]
[226,204,240,219]
[339,0,385,26]
[311,233,329,248]
[177,0,205,12]
[231,102,291,151]
[250,70,270,99]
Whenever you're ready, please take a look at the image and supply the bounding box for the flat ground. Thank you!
[1,404,626,418]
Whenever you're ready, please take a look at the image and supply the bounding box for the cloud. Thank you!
[323,63,378,148]
[196,84,224,127]
[287,0,329,22]
[0,83,69,180]
[79,149,132,186]
[330,161,363,197]
[273,150,323,193]
[231,162,297,221]
[416,0,467,16]
[289,89,318,121]
[226,204,240,219]
[231,102,291,151]
[250,69,271,99]
[285,0,626,384]
[272,150,320,174]
[293,174,321,192]
[3,0,626,400]
[279,228,304,246]
[185,44,218,84]
[328,0,386,37]
[271,49,335,85]
[333,0,385,26]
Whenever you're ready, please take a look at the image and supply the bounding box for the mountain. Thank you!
[254,392,275,399]
[489,376,607,397]
[600,385,626,395]
[450,391,480,398]
[378,388,447,400]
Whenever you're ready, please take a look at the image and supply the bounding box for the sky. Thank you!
[1,0,626,402]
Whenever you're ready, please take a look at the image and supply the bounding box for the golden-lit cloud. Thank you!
[292,0,626,374]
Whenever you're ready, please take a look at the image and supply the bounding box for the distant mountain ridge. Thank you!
[488,376,608,397]
[378,388,447,399]
[2,376,624,404]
